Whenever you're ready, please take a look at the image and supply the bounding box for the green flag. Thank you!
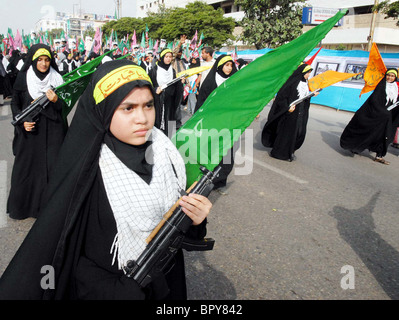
[172,9,348,186]
[78,38,85,52]
[58,49,116,120]
[140,32,145,48]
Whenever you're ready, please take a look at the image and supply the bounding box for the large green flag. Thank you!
[58,49,116,120]
[173,9,347,186]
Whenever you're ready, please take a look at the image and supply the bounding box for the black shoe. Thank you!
[288,154,296,162]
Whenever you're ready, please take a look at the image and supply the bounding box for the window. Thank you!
[354,5,373,15]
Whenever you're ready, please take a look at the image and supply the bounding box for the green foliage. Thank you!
[48,28,65,40]
[235,0,305,49]
[374,0,399,26]
[101,1,235,48]
[83,26,95,39]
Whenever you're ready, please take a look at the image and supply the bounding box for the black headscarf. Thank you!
[19,44,59,74]
[157,48,173,71]
[215,54,238,79]
[189,57,200,69]
[237,58,246,70]
[195,55,237,112]
[14,44,60,91]
[0,60,157,299]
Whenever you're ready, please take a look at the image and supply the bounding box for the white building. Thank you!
[136,0,399,52]
[35,11,116,37]
[136,0,242,19]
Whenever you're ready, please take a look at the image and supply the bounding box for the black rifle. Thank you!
[289,88,322,107]
[124,165,221,288]
[11,87,56,126]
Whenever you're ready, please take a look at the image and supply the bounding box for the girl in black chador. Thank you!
[261,63,318,161]
[149,48,183,134]
[7,44,65,220]
[195,55,238,195]
[0,60,212,300]
[340,68,399,165]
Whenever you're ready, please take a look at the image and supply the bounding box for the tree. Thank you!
[236,0,305,49]
[83,26,95,39]
[48,28,65,40]
[153,1,235,47]
[374,1,399,26]
[101,1,235,48]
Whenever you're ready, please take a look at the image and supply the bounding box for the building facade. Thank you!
[35,11,116,37]
[136,0,399,52]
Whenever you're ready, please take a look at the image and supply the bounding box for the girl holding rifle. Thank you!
[7,44,65,220]
[0,60,212,300]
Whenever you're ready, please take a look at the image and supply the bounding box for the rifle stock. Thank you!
[124,166,221,288]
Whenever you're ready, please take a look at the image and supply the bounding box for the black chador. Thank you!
[261,63,313,161]
[7,44,66,219]
[340,69,399,163]
[149,48,183,135]
[195,55,238,191]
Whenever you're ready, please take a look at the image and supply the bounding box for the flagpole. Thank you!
[367,0,379,51]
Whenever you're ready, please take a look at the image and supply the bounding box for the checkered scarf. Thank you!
[99,127,186,271]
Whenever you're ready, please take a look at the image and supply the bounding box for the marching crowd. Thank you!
[0,31,398,300]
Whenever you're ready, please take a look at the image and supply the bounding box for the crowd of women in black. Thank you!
[0,40,398,300]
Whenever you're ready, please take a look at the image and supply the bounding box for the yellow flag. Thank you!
[360,42,387,96]
[176,65,211,78]
[308,70,360,92]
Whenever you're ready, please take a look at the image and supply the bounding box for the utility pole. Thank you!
[115,0,122,19]
[367,0,379,51]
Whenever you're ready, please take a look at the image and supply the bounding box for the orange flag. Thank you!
[308,70,360,92]
[360,42,387,96]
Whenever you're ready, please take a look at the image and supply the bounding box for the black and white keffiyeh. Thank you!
[99,127,186,271]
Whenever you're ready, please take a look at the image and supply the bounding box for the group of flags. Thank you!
[2,25,207,64]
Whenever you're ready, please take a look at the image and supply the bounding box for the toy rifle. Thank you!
[124,165,221,288]
[289,88,322,107]
[11,87,57,126]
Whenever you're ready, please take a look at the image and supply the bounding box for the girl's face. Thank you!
[304,71,312,80]
[222,61,233,76]
[163,53,173,65]
[110,86,155,146]
[386,72,396,83]
[36,56,51,73]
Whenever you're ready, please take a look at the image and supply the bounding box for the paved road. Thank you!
[1,99,399,300]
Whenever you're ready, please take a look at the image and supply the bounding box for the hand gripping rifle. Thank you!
[289,88,322,107]
[124,165,221,288]
[11,87,57,126]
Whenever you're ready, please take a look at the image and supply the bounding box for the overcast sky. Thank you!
[0,0,137,35]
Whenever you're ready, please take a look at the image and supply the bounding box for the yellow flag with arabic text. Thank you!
[360,42,387,96]
[308,70,360,92]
